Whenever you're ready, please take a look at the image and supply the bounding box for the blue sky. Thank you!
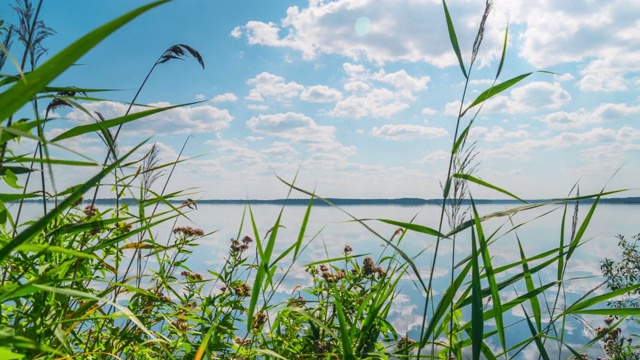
[3,0,640,199]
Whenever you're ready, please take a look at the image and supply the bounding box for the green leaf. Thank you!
[52,101,201,142]
[2,168,21,189]
[462,72,536,116]
[442,0,467,79]
[495,24,509,79]
[0,1,170,121]
[470,230,483,360]
[453,173,526,203]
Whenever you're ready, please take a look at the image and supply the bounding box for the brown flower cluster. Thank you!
[173,226,205,237]
[230,236,252,255]
[83,205,98,217]
[396,336,416,351]
[252,311,267,332]
[180,270,203,281]
[362,257,386,278]
[319,264,345,283]
[234,336,252,346]
[234,282,251,297]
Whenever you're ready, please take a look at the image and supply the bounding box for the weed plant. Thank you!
[0,0,637,359]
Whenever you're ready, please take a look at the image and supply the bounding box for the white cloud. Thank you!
[506,0,640,92]
[246,72,304,102]
[415,149,450,163]
[371,124,448,140]
[483,81,572,114]
[343,81,370,94]
[540,103,640,130]
[421,107,437,115]
[247,112,336,144]
[469,126,530,142]
[331,88,411,119]
[230,26,242,38]
[371,69,430,91]
[300,85,342,103]
[260,141,300,156]
[234,1,505,66]
[247,104,269,111]
[553,73,575,82]
[211,93,238,102]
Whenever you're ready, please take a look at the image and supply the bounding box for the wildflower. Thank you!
[252,311,267,332]
[242,236,253,244]
[72,195,84,207]
[363,257,376,276]
[234,283,251,297]
[173,226,205,237]
[116,222,133,233]
[344,244,353,254]
[377,267,387,278]
[83,205,98,217]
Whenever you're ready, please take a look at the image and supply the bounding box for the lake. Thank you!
[7,200,640,358]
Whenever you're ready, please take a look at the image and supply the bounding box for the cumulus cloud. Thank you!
[505,0,640,92]
[540,103,640,130]
[247,112,336,143]
[300,85,343,103]
[371,124,448,140]
[233,0,505,66]
[331,88,411,119]
[482,81,572,114]
[211,93,238,102]
[246,72,304,102]
[371,69,430,91]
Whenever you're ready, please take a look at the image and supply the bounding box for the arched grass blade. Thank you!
[51,101,202,142]
[453,173,526,203]
[462,72,542,117]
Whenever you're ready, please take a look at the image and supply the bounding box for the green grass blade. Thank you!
[471,200,506,352]
[566,195,599,261]
[442,0,467,79]
[565,283,640,313]
[453,174,526,203]
[470,229,483,360]
[517,238,541,331]
[51,102,201,142]
[462,72,534,116]
[294,195,313,259]
[377,218,445,238]
[558,203,567,281]
[334,294,354,360]
[0,0,169,121]
[523,307,550,360]
[495,24,508,79]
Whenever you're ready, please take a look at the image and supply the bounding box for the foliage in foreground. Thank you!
[0,0,637,359]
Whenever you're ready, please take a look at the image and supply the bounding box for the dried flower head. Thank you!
[83,205,98,217]
[363,257,376,276]
[173,226,205,237]
[234,283,251,297]
[344,244,353,254]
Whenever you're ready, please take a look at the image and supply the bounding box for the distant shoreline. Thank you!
[15,197,640,206]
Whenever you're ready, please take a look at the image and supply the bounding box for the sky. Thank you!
[2,0,640,200]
